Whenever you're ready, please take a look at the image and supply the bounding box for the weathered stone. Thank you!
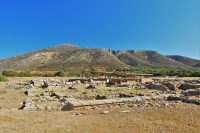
[68,86,76,90]
[19,99,38,111]
[119,93,134,98]
[161,82,177,91]
[101,110,109,114]
[121,110,130,113]
[146,83,169,91]
[178,84,200,90]
[182,89,200,96]
[96,95,107,100]
[41,81,49,89]
[85,85,96,90]
[46,105,53,111]
[37,105,45,110]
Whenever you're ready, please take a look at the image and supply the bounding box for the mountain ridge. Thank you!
[167,55,200,68]
[0,44,199,72]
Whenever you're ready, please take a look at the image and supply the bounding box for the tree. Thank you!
[55,70,65,77]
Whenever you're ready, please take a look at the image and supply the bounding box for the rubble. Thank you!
[145,82,169,91]
[182,89,200,96]
[2,77,199,112]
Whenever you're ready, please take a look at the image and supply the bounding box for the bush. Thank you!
[2,70,17,77]
[18,71,31,77]
[0,75,8,82]
[55,70,65,77]
[116,67,200,77]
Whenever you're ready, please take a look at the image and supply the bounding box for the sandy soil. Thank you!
[0,104,199,133]
[0,77,200,133]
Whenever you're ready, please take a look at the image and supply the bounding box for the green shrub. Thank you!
[0,75,8,82]
[2,70,17,77]
[116,67,200,77]
[18,71,31,77]
[55,70,65,77]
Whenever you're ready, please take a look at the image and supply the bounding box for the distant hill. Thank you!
[167,55,200,68]
[112,50,186,68]
[0,44,198,72]
[193,63,200,68]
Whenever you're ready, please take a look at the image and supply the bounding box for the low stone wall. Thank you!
[61,94,178,111]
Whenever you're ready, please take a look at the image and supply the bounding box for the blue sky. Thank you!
[0,0,200,59]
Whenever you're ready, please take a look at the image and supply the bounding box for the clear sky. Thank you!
[0,0,200,59]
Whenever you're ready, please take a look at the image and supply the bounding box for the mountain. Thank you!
[193,63,200,68]
[167,55,200,68]
[0,44,197,72]
[0,44,127,72]
[112,50,186,68]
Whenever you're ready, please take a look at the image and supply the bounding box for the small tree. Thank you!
[0,75,8,82]
[55,70,65,77]
[2,70,17,77]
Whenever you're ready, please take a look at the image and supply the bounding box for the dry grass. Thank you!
[0,87,26,109]
[0,104,200,133]
[0,77,200,133]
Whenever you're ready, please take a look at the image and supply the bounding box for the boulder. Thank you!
[178,84,200,90]
[182,89,200,96]
[68,86,76,90]
[46,105,53,111]
[160,82,177,91]
[19,99,38,111]
[85,85,96,90]
[95,95,107,100]
[41,81,49,89]
[146,83,169,91]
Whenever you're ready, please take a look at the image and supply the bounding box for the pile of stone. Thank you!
[181,89,200,96]
[61,94,179,111]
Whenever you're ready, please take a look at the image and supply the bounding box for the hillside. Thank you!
[0,44,197,72]
[167,55,200,67]
[112,50,186,68]
[0,44,128,72]
[193,63,200,68]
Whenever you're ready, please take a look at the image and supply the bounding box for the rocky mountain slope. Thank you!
[112,50,186,68]
[0,44,198,72]
[167,55,200,68]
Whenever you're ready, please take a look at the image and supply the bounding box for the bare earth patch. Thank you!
[0,77,200,133]
[0,104,199,133]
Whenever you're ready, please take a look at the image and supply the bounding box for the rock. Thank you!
[120,110,130,113]
[167,96,182,101]
[37,105,45,110]
[71,112,88,116]
[146,83,169,91]
[29,80,35,86]
[161,81,177,91]
[95,95,107,100]
[182,89,200,96]
[41,81,49,89]
[24,90,28,95]
[101,110,109,114]
[85,85,96,90]
[178,84,200,90]
[19,99,38,111]
[24,90,35,96]
[119,93,133,98]
[164,102,170,107]
[50,92,63,99]
[68,86,76,90]
[46,105,53,111]
[182,98,200,105]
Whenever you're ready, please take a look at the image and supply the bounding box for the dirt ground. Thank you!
[0,77,200,133]
[0,104,199,133]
